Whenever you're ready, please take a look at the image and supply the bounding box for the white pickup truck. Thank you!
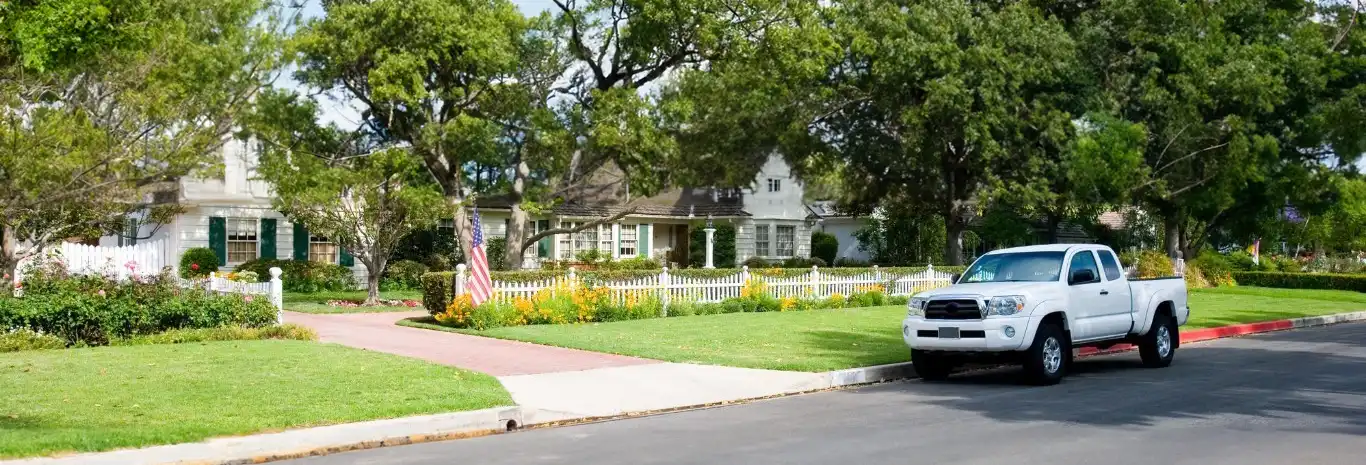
[902,244,1189,385]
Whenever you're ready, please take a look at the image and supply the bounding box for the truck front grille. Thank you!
[925,299,982,320]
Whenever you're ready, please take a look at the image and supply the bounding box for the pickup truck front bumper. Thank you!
[902,315,1037,352]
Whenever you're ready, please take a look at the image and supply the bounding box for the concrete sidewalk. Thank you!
[284,311,656,376]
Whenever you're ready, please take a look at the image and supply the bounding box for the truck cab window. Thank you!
[1068,251,1100,285]
[1099,250,1123,281]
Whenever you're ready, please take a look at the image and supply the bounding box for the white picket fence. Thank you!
[451,264,957,312]
[15,240,170,283]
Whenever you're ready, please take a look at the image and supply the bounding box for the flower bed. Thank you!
[430,277,906,330]
[1,264,277,346]
[326,299,422,308]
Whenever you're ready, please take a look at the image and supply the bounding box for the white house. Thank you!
[806,201,873,263]
[99,139,370,282]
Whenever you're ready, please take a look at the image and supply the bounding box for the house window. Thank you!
[767,179,781,192]
[755,225,770,257]
[776,225,795,257]
[558,221,609,259]
[619,224,637,257]
[309,235,338,264]
[599,224,614,252]
[226,218,258,263]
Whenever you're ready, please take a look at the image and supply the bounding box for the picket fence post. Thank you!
[269,267,284,324]
[740,265,750,283]
[658,266,671,317]
[454,264,467,298]
[809,265,820,298]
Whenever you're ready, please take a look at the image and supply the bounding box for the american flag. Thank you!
[467,207,494,306]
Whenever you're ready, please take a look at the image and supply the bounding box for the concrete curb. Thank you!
[9,310,1366,465]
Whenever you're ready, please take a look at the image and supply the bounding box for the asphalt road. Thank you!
[291,322,1366,465]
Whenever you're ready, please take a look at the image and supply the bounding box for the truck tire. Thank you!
[1022,323,1067,385]
[1139,313,1177,368]
[911,349,954,381]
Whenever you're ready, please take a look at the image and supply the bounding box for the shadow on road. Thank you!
[858,323,1366,434]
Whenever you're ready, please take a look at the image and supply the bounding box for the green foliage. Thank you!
[853,207,947,266]
[0,328,67,353]
[110,324,317,346]
[1119,250,1174,278]
[1231,272,1366,293]
[381,260,429,291]
[811,232,839,265]
[179,248,219,278]
[0,272,277,346]
[689,223,737,268]
[485,238,508,271]
[235,259,354,293]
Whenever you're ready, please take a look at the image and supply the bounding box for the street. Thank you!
[291,322,1366,465]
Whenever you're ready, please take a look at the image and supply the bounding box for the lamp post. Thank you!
[703,214,716,269]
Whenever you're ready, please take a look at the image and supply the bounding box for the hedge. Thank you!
[1231,271,1366,292]
[420,265,968,315]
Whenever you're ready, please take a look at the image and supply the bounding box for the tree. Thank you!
[0,0,288,286]
[248,91,448,305]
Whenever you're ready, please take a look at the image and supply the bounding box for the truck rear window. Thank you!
[961,252,1065,283]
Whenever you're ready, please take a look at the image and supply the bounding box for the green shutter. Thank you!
[537,220,551,258]
[208,217,227,266]
[638,224,650,258]
[260,218,277,259]
[292,223,309,261]
[339,248,354,266]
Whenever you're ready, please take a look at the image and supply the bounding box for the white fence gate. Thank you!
[449,264,957,314]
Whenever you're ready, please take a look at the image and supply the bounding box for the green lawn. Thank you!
[0,340,511,458]
[401,287,1366,372]
[284,289,423,314]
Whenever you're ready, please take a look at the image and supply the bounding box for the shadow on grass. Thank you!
[852,322,1366,433]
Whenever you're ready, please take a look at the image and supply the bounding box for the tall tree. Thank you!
[0,0,288,284]
[249,91,448,304]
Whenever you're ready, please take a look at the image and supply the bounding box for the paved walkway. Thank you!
[283,311,656,376]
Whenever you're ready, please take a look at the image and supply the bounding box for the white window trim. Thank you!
[775,224,796,258]
[754,225,771,258]
[308,234,338,265]
[618,223,638,258]
[226,218,259,265]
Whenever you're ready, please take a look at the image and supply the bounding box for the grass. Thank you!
[400,287,1366,372]
[0,340,512,458]
[283,289,423,314]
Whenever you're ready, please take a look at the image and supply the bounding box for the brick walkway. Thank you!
[284,311,657,376]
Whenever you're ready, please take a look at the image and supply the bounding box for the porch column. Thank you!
[611,222,622,260]
[704,226,716,269]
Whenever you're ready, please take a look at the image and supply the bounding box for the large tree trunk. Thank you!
[363,257,385,306]
[504,157,532,270]
[1,225,17,296]
[450,196,473,263]
[1045,211,1063,244]
[945,212,967,266]
[1161,207,1181,260]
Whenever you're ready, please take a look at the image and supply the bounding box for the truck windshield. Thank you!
[961,252,1065,283]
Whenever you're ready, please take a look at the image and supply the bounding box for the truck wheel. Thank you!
[1139,313,1177,368]
[911,349,954,381]
[1022,323,1067,386]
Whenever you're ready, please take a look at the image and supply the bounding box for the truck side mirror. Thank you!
[1069,268,1095,285]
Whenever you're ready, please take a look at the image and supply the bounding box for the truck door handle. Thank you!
[1099,290,1110,295]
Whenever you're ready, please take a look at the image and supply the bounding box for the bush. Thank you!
[811,232,839,265]
[741,256,772,268]
[111,324,317,346]
[600,256,661,271]
[1231,271,1366,292]
[689,223,737,268]
[833,257,872,267]
[0,272,278,346]
[180,248,219,278]
[486,237,508,271]
[0,328,67,352]
[1120,250,1174,278]
[236,258,355,292]
[381,260,429,291]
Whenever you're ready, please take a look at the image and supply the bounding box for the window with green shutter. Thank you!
[208,217,227,266]
[339,248,354,267]
[537,220,551,258]
[260,218,277,259]
[292,223,309,261]
[638,224,650,258]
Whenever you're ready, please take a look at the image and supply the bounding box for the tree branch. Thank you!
[517,206,639,252]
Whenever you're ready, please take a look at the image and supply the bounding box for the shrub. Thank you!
[236,259,355,292]
[833,257,872,267]
[486,237,508,271]
[1183,263,1211,289]
[1270,256,1301,272]
[111,324,317,346]
[741,257,772,268]
[811,232,839,265]
[0,329,66,352]
[689,223,737,268]
[0,272,278,346]
[1121,250,1174,278]
[1225,251,1257,271]
[180,248,219,278]
[1231,271,1366,292]
[600,256,661,271]
[381,260,429,291]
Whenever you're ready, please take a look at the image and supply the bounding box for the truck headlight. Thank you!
[987,296,1026,316]
[907,296,928,317]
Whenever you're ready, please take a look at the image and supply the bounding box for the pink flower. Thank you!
[97,289,106,297]
[244,295,254,303]
[191,263,200,271]
[125,261,138,272]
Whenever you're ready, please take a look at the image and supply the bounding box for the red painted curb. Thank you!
[1076,318,1299,357]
